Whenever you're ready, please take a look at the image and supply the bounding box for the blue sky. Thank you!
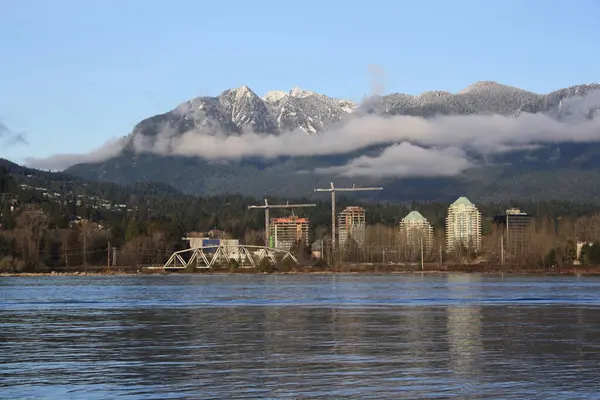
[1,0,599,166]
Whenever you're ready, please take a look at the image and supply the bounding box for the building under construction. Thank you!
[269,216,310,250]
[338,206,366,247]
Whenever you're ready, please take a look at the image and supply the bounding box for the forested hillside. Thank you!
[3,161,600,272]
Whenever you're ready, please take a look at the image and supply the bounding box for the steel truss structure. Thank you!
[154,245,299,270]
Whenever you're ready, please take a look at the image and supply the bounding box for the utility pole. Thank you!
[506,213,510,258]
[64,240,69,269]
[82,221,87,267]
[248,199,316,247]
[420,236,424,271]
[500,234,505,266]
[314,182,383,254]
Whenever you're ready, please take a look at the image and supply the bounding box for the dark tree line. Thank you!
[4,165,600,272]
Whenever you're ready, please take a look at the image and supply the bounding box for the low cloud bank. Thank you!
[314,143,472,178]
[26,137,127,171]
[26,90,600,178]
[141,109,600,158]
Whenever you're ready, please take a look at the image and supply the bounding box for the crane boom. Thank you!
[248,199,316,247]
[313,182,382,259]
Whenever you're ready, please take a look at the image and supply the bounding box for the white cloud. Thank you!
[142,92,600,161]
[25,89,600,178]
[314,142,473,178]
[25,137,128,171]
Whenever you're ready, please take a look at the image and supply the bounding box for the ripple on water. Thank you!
[1,274,600,399]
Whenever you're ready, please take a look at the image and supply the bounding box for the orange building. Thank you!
[269,216,310,250]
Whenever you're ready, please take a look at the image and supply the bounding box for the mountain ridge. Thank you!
[129,80,600,144]
[59,80,600,203]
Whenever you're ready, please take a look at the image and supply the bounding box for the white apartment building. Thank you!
[445,197,482,252]
[399,211,434,250]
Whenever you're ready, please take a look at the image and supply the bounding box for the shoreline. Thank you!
[3,268,600,277]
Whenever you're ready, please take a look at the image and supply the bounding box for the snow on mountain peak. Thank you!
[263,90,289,103]
[128,80,600,161]
[290,86,315,98]
[457,81,535,97]
[458,81,503,94]
[418,90,452,99]
[233,85,257,101]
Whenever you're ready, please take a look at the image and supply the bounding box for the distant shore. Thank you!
[3,265,600,277]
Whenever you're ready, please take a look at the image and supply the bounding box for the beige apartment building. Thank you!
[445,197,482,252]
[399,211,434,250]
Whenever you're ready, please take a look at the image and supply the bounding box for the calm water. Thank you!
[2,274,600,399]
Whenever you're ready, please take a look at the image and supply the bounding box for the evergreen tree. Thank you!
[0,235,10,257]
[125,219,141,243]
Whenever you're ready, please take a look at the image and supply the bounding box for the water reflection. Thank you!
[446,274,482,379]
[1,274,600,399]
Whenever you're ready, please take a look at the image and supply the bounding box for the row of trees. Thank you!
[4,166,600,272]
[314,217,600,269]
[4,209,600,272]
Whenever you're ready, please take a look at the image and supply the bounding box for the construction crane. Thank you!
[314,182,383,252]
[248,199,316,247]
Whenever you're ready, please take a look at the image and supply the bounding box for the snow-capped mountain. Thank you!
[130,85,358,142]
[363,81,600,117]
[127,81,600,146]
[262,86,357,134]
[65,81,600,202]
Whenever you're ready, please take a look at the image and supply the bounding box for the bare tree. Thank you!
[15,211,48,270]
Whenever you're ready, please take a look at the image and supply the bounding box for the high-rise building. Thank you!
[269,216,310,250]
[338,206,366,247]
[493,208,533,255]
[446,197,482,252]
[399,211,433,250]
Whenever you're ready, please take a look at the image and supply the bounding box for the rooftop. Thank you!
[341,206,365,213]
[451,196,475,207]
[272,217,309,223]
[402,210,428,222]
